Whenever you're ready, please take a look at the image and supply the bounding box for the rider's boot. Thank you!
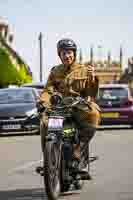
[72,143,92,180]
[79,142,92,180]
[72,126,96,180]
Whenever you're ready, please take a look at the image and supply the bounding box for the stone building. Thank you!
[119,57,133,95]
[85,46,123,84]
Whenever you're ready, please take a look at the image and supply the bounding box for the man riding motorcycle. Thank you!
[39,38,101,179]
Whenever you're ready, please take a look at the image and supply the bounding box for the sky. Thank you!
[0,0,133,81]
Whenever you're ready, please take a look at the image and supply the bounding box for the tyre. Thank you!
[44,141,61,200]
[130,125,133,129]
[40,120,46,153]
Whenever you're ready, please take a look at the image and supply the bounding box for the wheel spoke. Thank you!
[48,143,61,192]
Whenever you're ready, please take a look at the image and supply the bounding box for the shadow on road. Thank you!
[0,188,81,200]
[0,133,39,137]
[0,188,46,200]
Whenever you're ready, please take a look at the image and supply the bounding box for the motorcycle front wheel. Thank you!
[44,141,61,200]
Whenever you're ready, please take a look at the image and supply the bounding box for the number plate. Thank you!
[48,117,64,130]
[2,124,21,130]
[101,112,119,118]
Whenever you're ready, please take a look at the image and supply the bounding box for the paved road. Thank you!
[0,127,133,200]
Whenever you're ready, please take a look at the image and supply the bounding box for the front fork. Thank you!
[63,141,73,163]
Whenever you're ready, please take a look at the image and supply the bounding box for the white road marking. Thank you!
[8,158,43,174]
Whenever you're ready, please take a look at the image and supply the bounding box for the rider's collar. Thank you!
[64,62,81,73]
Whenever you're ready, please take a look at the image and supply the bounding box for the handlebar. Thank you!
[51,96,87,110]
[26,95,88,119]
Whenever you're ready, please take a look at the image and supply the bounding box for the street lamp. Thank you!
[97,45,103,62]
[38,32,43,82]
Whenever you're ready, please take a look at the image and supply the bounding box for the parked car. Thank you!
[22,82,46,95]
[96,84,133,127]
[0,87,40,135]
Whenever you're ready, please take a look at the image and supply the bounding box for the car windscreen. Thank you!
[97,87,128,101]
[0,90,35,104]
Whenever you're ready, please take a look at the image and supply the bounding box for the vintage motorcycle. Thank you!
[33,94,98,200]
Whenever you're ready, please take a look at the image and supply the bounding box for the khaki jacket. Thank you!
[40,62,100,111]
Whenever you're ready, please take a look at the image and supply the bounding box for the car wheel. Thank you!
[130,125,133,129]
